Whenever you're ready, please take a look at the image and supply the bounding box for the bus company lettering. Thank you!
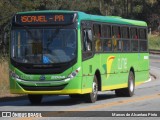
[21,16,47,23]
[118,58,127,69]
[51,76,65,79]
[20,75,33,80]
[21,15,65,23]
[54,15,64,21]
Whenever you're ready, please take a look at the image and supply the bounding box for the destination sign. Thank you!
[14,13,76,25]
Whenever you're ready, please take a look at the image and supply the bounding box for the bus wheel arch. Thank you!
[128,71,135,96]
[84,75,98,103]
[84,69,101,103]
[130,67,135,79]
[115,69,135,97]
[95,69,101,91]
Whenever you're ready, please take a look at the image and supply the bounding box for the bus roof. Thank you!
[17,10,147,27]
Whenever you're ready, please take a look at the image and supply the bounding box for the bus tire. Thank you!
[28,94,43,104]
[84,75,98,103]
[115,71,135,97]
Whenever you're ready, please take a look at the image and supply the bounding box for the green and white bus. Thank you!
[10,10,150,104]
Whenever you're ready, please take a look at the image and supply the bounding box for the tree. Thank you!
[0,0,160,56]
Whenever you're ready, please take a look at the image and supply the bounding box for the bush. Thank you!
[148,34,160,50]
[0,56,9,97]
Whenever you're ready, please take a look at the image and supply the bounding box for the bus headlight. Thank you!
[68,67,81,78]
[9,70,20,79]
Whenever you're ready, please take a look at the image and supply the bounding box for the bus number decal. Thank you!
[118,58,127,69]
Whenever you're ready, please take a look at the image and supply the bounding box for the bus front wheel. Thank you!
[115,71,135,97]
[28,94,43,104]
[84,75,98,103]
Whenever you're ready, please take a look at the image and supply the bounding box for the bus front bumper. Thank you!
[15,77,71,86]
[10,77,92,95]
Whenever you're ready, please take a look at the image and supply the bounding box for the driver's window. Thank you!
[83,29,92,52]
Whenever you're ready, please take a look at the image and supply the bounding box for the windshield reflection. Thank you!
[11,29,77,64]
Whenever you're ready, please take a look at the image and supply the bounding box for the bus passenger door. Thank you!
[81,28,95,92]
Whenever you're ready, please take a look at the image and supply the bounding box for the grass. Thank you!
[148,34,160,50]
[0,56,25,98]
[0,56,10,97]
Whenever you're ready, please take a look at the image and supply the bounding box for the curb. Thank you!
[149,52,160,55]
[149,49,160,55]
[149,72,156,80]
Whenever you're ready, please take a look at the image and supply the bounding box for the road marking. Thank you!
[144,77,152,83]
[150,59,160,63]
[69,94,160,111]
[150,66,160,70]
[14,93,160,119]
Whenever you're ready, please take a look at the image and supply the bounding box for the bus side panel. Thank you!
[135,53,150,84]
[100,54,128,91]
[101,53,149,91]
[81,54,100,93]
[123,53,149,85]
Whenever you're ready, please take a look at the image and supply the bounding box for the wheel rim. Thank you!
[129,76,134,92]
[92,81,98,98]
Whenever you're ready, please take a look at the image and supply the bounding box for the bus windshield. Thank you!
[11,28,77,64]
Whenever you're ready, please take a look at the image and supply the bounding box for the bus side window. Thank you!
[103,39,112,51]
[130,28,138,52]
[139,28,147,52]
[101,25,111,38]
[121,27,129,39]
[139,28,146,39]
[102,24,112,52]
[112,26,121,51]
[122,40,130,52]
[83,29,92,52]
[130,28,138,39]
[139,41,147,51]
[93,24,102,52]
[121,27,130,52]
[131,40,138,51]
[112,26,121,38]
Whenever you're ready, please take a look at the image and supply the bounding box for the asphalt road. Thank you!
[0,54,160,119]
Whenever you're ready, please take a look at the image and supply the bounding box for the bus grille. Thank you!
[19,84,67,91]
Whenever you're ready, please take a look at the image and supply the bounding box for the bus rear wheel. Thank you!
[84,75,98,103]
[28,94,43,104]
[115,71,135,97]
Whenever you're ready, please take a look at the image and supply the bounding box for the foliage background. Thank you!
[0,0,160,56]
